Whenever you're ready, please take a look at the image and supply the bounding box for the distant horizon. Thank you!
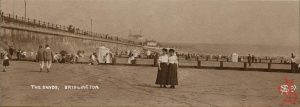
[161,42,299,57]
[161,41,299,47]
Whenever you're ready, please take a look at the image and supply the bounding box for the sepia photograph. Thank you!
[0,0,299,106]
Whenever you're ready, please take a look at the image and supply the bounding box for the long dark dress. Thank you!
[3,55,10,66]
[3,59,9,66]
[155,63,168,85]
[167,63,178,85]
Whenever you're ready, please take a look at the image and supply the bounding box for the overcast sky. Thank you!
[1,0,299,46]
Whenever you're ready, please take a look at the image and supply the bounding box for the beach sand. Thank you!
[0,61,299,107]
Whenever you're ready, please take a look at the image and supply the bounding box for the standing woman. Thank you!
[167,49,178,88]
[155,48,169,88]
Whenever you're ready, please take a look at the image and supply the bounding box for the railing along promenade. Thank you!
[0,11,143,47]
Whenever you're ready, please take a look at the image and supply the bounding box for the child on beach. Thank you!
[3,53,10,72]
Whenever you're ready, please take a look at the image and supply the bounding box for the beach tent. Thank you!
[146,50,151,56]
[97,46,111,63]
[132,50,139,57]
[231,53,239,62]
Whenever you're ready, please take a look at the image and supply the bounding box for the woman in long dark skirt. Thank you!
[155,48,169,88]
[167,49,178,88]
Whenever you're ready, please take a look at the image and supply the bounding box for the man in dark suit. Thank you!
[248,54,252,66]
[251,55,255,63]
[37,45,44,72]
[43,44,53,72]
[8,46,14,59]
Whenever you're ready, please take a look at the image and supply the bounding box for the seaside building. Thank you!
[143,40,160,50]
[144,40,159,47]
[128,34,145,43]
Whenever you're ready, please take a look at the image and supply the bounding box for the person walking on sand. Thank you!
[16,49,21,60]
[2,52,10,72]
[291,53,296,72]
[43,45,53,72]
[36,45,44,72]
[155,48,169,88]
[167,49,178,89]
[8,46,14,59]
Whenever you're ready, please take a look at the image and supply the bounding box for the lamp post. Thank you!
[24,0,27,17]
[90,19,93,33]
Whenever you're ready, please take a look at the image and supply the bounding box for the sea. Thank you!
[163,43,299,57]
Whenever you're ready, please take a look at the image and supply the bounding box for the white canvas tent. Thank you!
[132,50,139,57]
[231,53,239,62]
[97,46,111,63]
[146,50,151,56]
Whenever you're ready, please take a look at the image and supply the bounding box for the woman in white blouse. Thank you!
[167,49,178,88]
[2,52,10,72]
[155,48,169,88]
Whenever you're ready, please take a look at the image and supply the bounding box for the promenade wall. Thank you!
[0,12,143,54]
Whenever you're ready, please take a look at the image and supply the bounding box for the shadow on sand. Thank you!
[27,70,42,72]
[135,83,160,88]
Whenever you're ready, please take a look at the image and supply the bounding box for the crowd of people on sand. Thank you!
[0,45,56,72]
[173,51,298,67]
[88,48,158,65]
[1,43,299,74]
[88,51,114,65]
[7,47,32,61]
[1,44,300,90]
[4,46,84,64]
